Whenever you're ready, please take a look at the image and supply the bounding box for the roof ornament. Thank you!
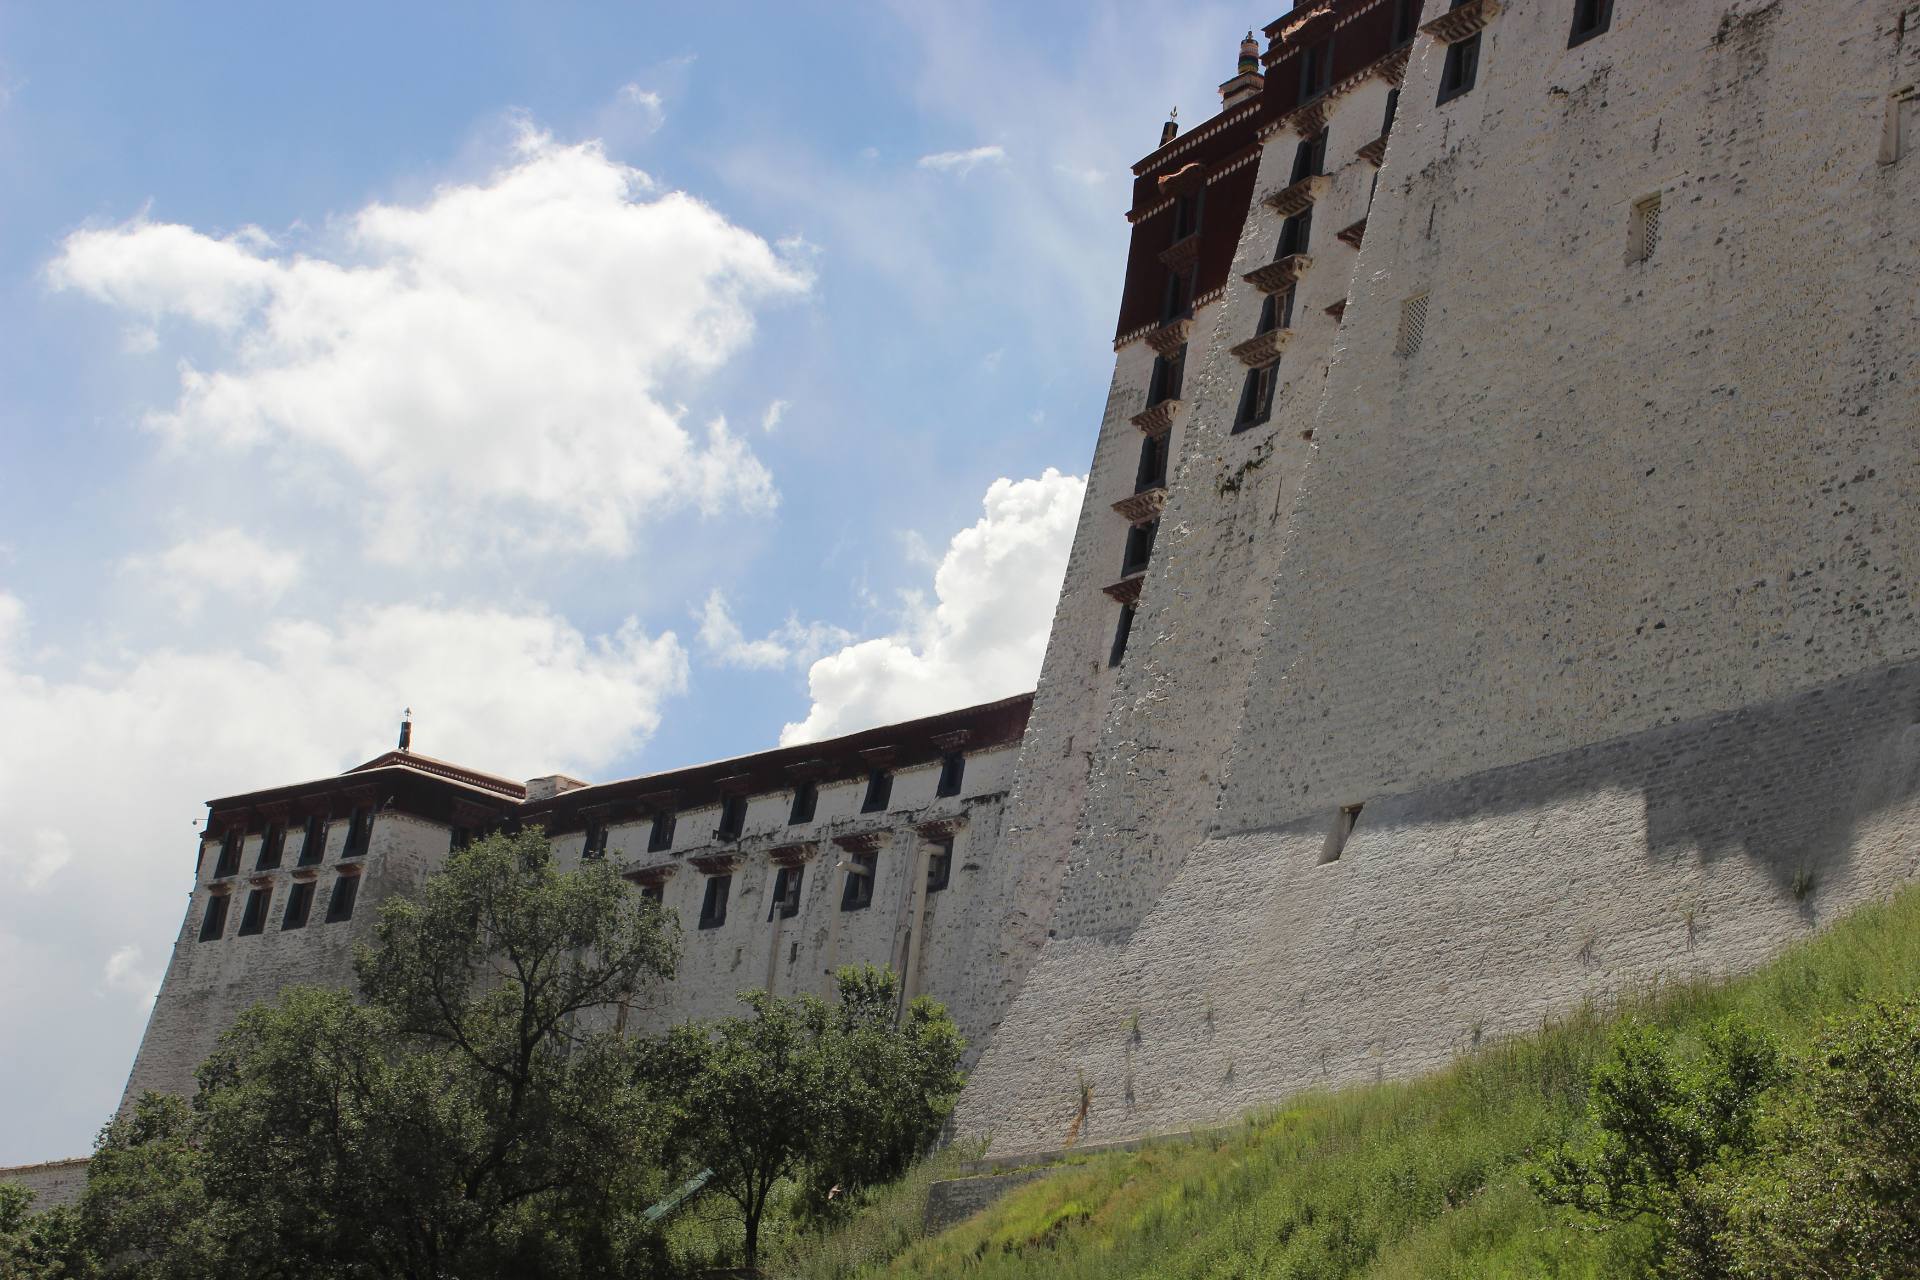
[397,708,412,753]
[1160,106,1179,149]
[1239,30,1261,76]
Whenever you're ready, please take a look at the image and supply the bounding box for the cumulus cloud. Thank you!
[780,468,1083,744]
[698,589,853,672]
[47,128,808,564]
[0,590,685,1160]
[122,528,302,618]
[916,144,1006,175]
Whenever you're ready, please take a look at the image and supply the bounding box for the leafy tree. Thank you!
[0,1182,86,1280]
[644,966,965,1274]
[79,830,680,1280]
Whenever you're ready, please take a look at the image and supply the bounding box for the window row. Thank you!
[197,872,358,942]
[580,758,967,862]
[210,808,373,881]
[685,842,953,932]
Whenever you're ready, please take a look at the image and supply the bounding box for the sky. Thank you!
[0,1,1271,1163]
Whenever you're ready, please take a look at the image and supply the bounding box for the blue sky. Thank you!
[0,2,1269,1161]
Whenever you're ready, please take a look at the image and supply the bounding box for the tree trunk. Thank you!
[743,1210,760,1275]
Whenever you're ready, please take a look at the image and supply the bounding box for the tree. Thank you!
[80,830,679,1280]
[643,966,965,1274]
[0,1181,86,1280]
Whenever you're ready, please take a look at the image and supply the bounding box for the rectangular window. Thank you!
[1235,363,1280,432]
[581,819,608,861]
[1392,0,1421,45]
[1146,346,1185,407]
[298,815,329,866]
[639,881,664,905]
[1278,209,1312,257]
[936,753,966,798]
[861,770,893,814]
[1171,192,1201,241]
[198,893,229,942]
[767,866,804,921]
[341,807,373,860]
[1160,266,1194,322]
[213,829,242,879]
[256,823,285,871]
[926,841,953,893]
[1437,33,1481,105]
[450,826,474,853]
[237,885,271,936]
[1288,128,1328,184]
[1630,193,1662,263]
[282,880,315,931]
[647,811,676,853]
[717,795,748,841]
[325,873,360,923]
[841,850,877,911]
[1109,605,1136,668]
[1397,293,1430,356]
[1121,519,1158,576]
[1257,288,1296,337]
[1322,803,1364,863]
[1299,40,1332,101]
[788,781,818,825]
[698,874,731,929]
[1568,0,1613,47]
[1135,432,1168,493]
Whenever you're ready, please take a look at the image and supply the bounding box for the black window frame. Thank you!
[1121,519,1158,577]
[341,806,373,860]
[1170,191,1202,242]
[936,753,966,798]
[1382,87,1401,138]
[1298,39,1332,101]
[325,873,360,924]
[1234,362,1280,433]
[282,879,315,931]
[1135,432,1169,493]
[198,892,230,942]
[213,829,242,879]
[1146,345,1185,408]
[647,811,676,853]
[256,823,285,871]
[698,874,731,930]
[860,770,893,814]
[1278,209,1312,258]
[639,880,665,905]
[767,865,804,921]
[788,781,818,825]
[1568,0,1613,47]
[1109,604,1136,668]
[581,819,608,861]
[1160,265,1195,323]
[1392,0,1421,46]
[237,885,271,936]
[297,814,328,866]
[1437,33,1481,106]
[926,841,953,893]
[717,794,748,842]
[840,850,877,911]
[1256,289,1295,337]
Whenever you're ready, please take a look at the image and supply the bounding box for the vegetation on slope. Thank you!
[816,884,1920,1280]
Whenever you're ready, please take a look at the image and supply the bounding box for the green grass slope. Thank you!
[834,884,1920,1280]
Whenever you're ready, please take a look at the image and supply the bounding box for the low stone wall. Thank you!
[0,1157,89,1212]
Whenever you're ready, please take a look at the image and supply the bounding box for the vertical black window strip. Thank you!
[282,880,315,931]
[1109,605,1136,668]
[198,893,229,942]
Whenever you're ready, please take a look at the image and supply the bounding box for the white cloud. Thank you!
[760,398,790,433]
[916,144,1006,175]
[698,589,853,672]
[780,468,1083,744]
[0,590,686,1161]
[47,127,808,565]
[122,528,302,618]
[615,83,666,130]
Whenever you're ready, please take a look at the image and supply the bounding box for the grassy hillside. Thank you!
[793,883,1920,1279]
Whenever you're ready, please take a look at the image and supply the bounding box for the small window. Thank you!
[298,814,328,866]
[1160,266,1195,322]
[1147,346,1185,407]
[1135,432,1169,493]
[1171,191,1201,241]
[1288,128,1328,183]
[1568,0,1613,47]
[1278,209,1312,257]
[861,770,893,814]
[1392,0,1421,45]
[1299,40,1332,101]
[1256,288,1295,337]
[639,881,665,905]
[1109,605,1136,668]
[1397,293,1430,356]
[1322,804,1364,863]
[198,893,229,942]
[647,811,676,853]
[788,782,818,825]
[1381,87,1401,138]
[341,806,372,860]
[581,819,608,861]
[767,866,804,921]
[1630,193,1662,263]
[282,880,315,931]
[1121,520,1158,576]
[1235,363,1280,432]
[841,850,877,911]
[256,823,285,871]
[936,752,966,798]
[237,886,271,936]
[213,829,242,879]
[325,873,360,924]
[1437,33,1481,105]
[717,795,747,842]
[926,841,953,893]
[698,874,731,929]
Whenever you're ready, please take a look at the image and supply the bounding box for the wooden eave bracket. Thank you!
[1130,400,1180,437]
[1243,254,1313,294]
[622,862,677,886]
[1144,315,1194,356]
[1262,173,1329,218]
[769,842,819,867]
[1111,487,1169,525]
[856,745,898,768]
[1229,328,1292,367]
[1338,218,1368,249]
[1156,161,1207,198]
[915,816,968,841]
[689,853,744,875]
[1375,47,1411,85]
[1423,0,1499,44]
[1325,298,1349,321]
[1157,235,1201,272]
[1102,574,1145,606]
[929,729,972,752]
[831,831,888,856]
[1356,134,1390,168]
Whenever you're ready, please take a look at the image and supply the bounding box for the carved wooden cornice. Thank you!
[769,841,819,867]
[290,867,320,883]
[621,863,677,887]
[1102,574,1145,606]
[1111,488,1168,525]
[1229,328,1292,367]
[929,729,971,752]
[207,882,235,897]
[1375,46,1411,85]
[1144,315,1194,357]
[915,816,969,842]
[1423,0,1499,44]
[1356,133,1390,168]
[689,853,744,875]
[1325,298,1349,321]
[856,745,898,768]
[1243,254,1312,294]
[714,773,754,795]
[1157,236,1201,272]
[831,831,888,856]
[1338,218,1368,249]
[1130,400,1180,438]
[1156,160,1207,198]
[1262,174,1328,219]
